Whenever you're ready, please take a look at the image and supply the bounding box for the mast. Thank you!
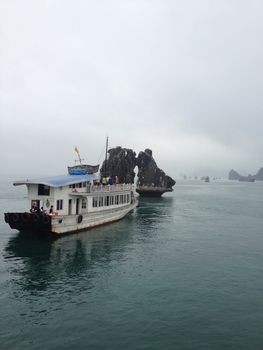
[104,136,109,176]
[74,146,83,165]
[77,152,82,165]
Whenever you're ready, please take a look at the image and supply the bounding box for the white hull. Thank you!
[51,201,136,235]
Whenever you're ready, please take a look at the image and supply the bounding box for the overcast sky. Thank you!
[1,0,263,178]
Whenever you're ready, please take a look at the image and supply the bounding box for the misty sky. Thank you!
[1,0,263,178]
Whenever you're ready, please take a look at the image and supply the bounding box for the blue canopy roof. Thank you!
[13,173,99,187]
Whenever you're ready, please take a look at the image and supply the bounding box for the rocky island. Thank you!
[136,149,176,196]
[228,167,263,182]
[101,147,175,196]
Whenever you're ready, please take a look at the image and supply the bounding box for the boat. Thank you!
[201,176,210,182]
[4,143,137,236]
[67,146,100,175]
[68,164,99,175]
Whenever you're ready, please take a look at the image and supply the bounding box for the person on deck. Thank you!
[102,177,108,185]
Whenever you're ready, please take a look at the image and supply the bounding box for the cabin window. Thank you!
[127,194,130,203]
[104,196,110,206]
[110,196,114,205]
[93,197,98,207]
[82,199,87,209]
[115,195,119,205]
[56,200,63,210]
[83,182,86,187]
[38,184,50,196]
[31,200,40,209]
[99,197,104,207]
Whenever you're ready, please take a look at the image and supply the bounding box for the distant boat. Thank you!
[201,176,210,182]
[204,176,210,183]
[68,164,99,175]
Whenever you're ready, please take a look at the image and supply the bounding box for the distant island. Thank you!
[228,167,263,182]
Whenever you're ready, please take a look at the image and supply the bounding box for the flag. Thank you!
[74,146,79,154]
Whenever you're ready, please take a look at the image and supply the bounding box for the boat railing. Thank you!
[70,183,133,194]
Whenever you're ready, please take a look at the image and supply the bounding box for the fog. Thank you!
[1,0,263,178]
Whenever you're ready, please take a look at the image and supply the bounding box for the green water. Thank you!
[1,179,263,349]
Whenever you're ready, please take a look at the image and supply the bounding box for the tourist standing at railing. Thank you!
[102,177,107,185]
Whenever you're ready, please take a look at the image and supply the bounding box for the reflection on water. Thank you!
[5,234,54,293]
[4,221,135,296]
[3,198,173,298]
[136,196,174,227]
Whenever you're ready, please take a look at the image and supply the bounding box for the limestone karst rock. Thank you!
[100,146,176,196]
[100,146,137,184]
[254,167,263,180]
[136,149,176,196]
[228,169,241,180]
[229,167,263,181]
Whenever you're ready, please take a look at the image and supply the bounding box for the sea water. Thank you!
[0,177,263,350]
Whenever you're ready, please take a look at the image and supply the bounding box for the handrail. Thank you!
[70,184,134,194]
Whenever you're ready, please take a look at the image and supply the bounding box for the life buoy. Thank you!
[22,212,31,223]
[77,214,83,224]
[12,213,20,222]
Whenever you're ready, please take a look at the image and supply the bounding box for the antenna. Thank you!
[104,136,109,176]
